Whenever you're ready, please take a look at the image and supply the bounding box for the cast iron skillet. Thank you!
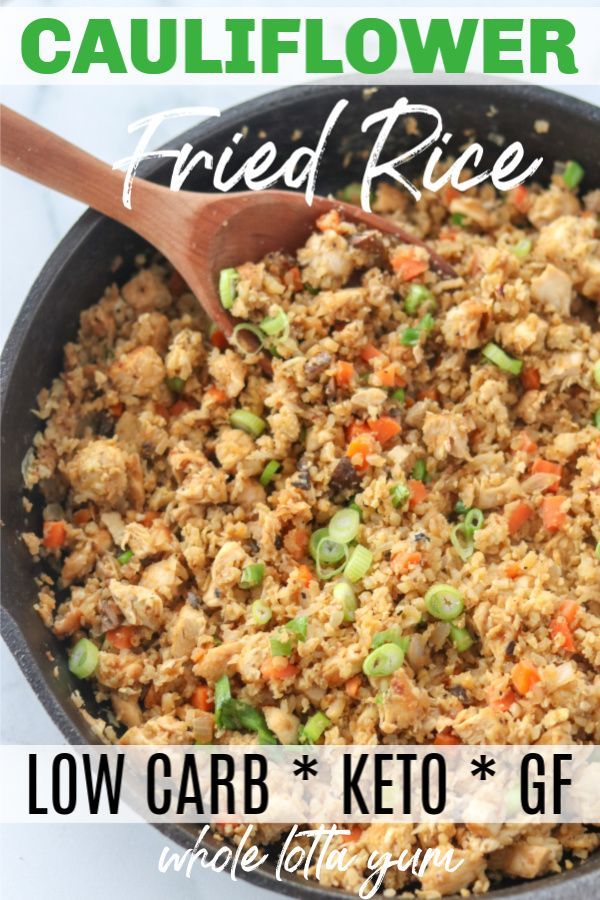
[2,84,599,899]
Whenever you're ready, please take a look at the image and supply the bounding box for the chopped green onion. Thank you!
[425,584,464,621]
[304,283,319,295]
[299,711,331,744]
[404,284,434,315]
[214,674,231,716]
[269,632,294,657]
[309,527,330,561]
[117,549,134,565]
[454,499,469,517]
[336,182,362,205]
[214,675,277,744]
[390,483,410,508]
[593,361,600,388]
[308,528,345,565]
[563,160,584,190]
[240,563,265,589]
[165,376,186,394]
[596,542,600,560]
[316,538,349,581]
[401,327,421,347]
[251,600,272,626]
[328,508,360,544]
[412,459,428,483]
[333,581,357,622]
[286,616,308,641]
[259,460,281,487]
[450,212,466,226]
[511,238,532,258]
[390,388,406,403]
[343,544,373,583]
[482,342,523,376]
[219,268,238,309]
[260,306,289,338]
[231,323,265,358]
[594,409,600,429]
[362,642,405,678]
[371,629,410,653]
[465,508,484,531]
[348,499,363,520]
[420,313,436,333]
[230,409,266,438]
[68,638,99,679]
[450,625,474,653]
[450,523,475,562]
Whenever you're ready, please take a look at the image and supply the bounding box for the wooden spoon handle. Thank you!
[0,104,167,239]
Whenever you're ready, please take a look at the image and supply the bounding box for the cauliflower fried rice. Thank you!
[22,172,600,895]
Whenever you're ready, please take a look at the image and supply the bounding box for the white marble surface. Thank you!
[1,2,599,896]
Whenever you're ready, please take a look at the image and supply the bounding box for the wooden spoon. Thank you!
[0,104,454,338]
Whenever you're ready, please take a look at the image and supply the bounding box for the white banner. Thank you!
[1,7,599,86]
[2,744,598,824]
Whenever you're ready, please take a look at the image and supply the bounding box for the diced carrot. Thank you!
[43,520,67,550]
[144,686,159,709]
[345,675,362,699]
[109,402,124,418]
[169,398,196,417]
[341,825,363,843]
[391,251,429,282]
[442,185,460,206]
[168,270,188,297]
[408,479,427,508]
[541,495,567,532]
[549,617,575,653]
[505,563,523,579]
[360,344,383,364]
[260,658,299,680]
[53,607,82,637]
[511,184,531,214]
[368,416,401,446]
[335,361,355,387]
[210,329,229,351]
[107,625,136,650]
[492,688,517,711]
[141,511,160,528]
[511,660,541,695]
[284,527,310,561]
[417,386,439,402]
[521,367,541,391]
[346,433,376,471]
[433,731,462,745]
[154,402,170,419]
[346,420,370,442]
[508,502,534,534]
[191,684,214,712]
[557,600,579,625]
[205,386,228,404]
[518,432,538,454]
[316,209,341,232]
[284,266,303,293]
[297,564,314,588]
[531,459,563,492]
[377,364,399,388]
[72,508,92,526]
[392,551,422,574]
